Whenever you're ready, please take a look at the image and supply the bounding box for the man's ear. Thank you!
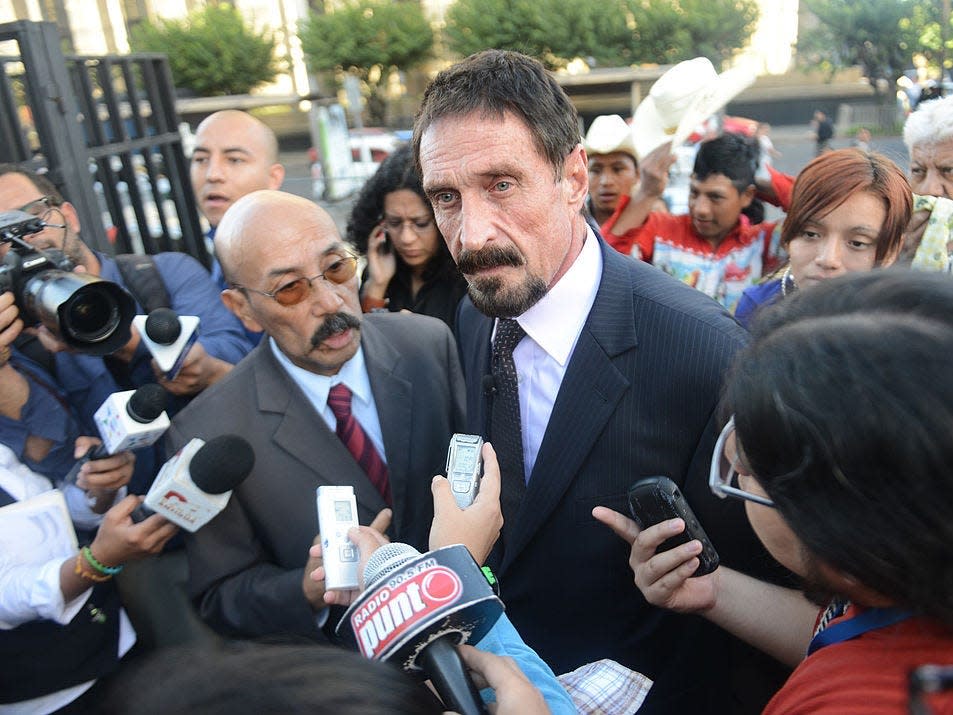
[221,287,264,334]
[739,184,756,210]
[60,201,82,234]
[268,163,285,190]
[564,144,589,209]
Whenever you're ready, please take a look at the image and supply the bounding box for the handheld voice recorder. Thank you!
[316,485,360,590]
[445,433,483,509]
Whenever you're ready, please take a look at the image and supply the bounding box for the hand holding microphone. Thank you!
[134,308,199,380]
[63,383,170,487]
[134,434,254,530]
[336,541,503,715]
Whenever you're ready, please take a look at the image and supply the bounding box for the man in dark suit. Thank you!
[413,50,787,713]
[166,190,465,640]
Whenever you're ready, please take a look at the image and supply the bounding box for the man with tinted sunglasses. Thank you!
[167,189,466,640]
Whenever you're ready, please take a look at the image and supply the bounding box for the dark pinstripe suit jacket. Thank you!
[456,237,785,714]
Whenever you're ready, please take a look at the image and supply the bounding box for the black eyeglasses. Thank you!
[709,417,776,508]
[18,195,59,220]
[236,254,359,307]
[380,215,434,235]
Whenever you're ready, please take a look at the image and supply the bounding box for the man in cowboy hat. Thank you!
[601,59,796,312]
[582,114,667,228]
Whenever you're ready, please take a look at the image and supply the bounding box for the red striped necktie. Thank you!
[327,383,392,505]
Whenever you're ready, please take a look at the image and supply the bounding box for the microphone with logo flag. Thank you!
[133,435,254,530]
[63,383,170,485]
[336,542,504,715]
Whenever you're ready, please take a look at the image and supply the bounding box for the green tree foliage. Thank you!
[299,0,433,123]
[444,0,548,61]
[905,1,952,77]
[129,3,280,96]
[797,0,922,96]
[443,0,759,70]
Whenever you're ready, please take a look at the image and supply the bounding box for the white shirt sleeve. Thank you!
[0,554,91,629]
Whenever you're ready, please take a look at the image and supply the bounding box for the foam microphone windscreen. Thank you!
[126,383,168,424]
[144,307,182,345]
[189,435,255,494]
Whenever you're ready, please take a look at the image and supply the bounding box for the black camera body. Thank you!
[0,210,134,356]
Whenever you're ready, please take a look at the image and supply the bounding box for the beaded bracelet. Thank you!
[75,552,112,582]
[81,545,124,576]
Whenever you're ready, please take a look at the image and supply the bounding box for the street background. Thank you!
[278,125,910,236]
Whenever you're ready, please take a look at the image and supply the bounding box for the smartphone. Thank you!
[445,433,483,508]
[627,476,719,577]
[316,485,360,590]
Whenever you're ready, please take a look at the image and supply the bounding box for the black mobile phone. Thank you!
[378,227,393,255]
[627,476,720,577]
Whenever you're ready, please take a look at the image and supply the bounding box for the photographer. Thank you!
[0,166,253,491]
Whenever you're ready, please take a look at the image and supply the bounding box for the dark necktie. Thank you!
[490,319,527,525]
[327,384,392,506]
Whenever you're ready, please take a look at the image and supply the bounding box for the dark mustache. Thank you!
[457,244,524,274]
[311,312,361,347]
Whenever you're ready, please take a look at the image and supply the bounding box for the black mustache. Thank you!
[457,245,524,274]
[311,312,361,347]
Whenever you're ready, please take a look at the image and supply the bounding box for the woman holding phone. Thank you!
[347,144,467,330]
[596,271,953,714]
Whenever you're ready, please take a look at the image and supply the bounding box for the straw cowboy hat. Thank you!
[632,57,755,160]
[582,114,637,160]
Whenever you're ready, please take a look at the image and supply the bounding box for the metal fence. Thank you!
[0,20,207,266]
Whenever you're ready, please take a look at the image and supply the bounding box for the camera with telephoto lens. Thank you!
[0,209,134,356]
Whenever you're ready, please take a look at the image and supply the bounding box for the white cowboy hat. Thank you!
[582,114,637,160]
[632,57,755,161]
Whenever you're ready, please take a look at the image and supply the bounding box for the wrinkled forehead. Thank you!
[910,136,953,163]
[233,207,342,279]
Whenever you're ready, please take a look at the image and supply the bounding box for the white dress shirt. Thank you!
[269,338,388,463]
[494,228,602,479]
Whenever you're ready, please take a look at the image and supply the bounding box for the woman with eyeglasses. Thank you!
[596,270,953,714]
[734,148,911,329]
[347,144,467,330]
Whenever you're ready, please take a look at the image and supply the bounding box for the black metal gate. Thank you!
[0,20,208,265]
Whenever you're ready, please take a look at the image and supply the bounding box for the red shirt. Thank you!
[765,605,953,714]
[600,166,794,312]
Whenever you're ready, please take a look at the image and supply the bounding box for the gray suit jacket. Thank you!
[167,312,465,639]
[456,237,788,713]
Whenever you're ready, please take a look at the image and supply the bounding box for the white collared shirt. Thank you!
[493,227,603,479]
[269,338,388,464]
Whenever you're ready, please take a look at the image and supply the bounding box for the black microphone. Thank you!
[337,543,504,715]
[133,434,254,529]
[63,384,170,485]
[481,374,496,397]
[146,308,182,344]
